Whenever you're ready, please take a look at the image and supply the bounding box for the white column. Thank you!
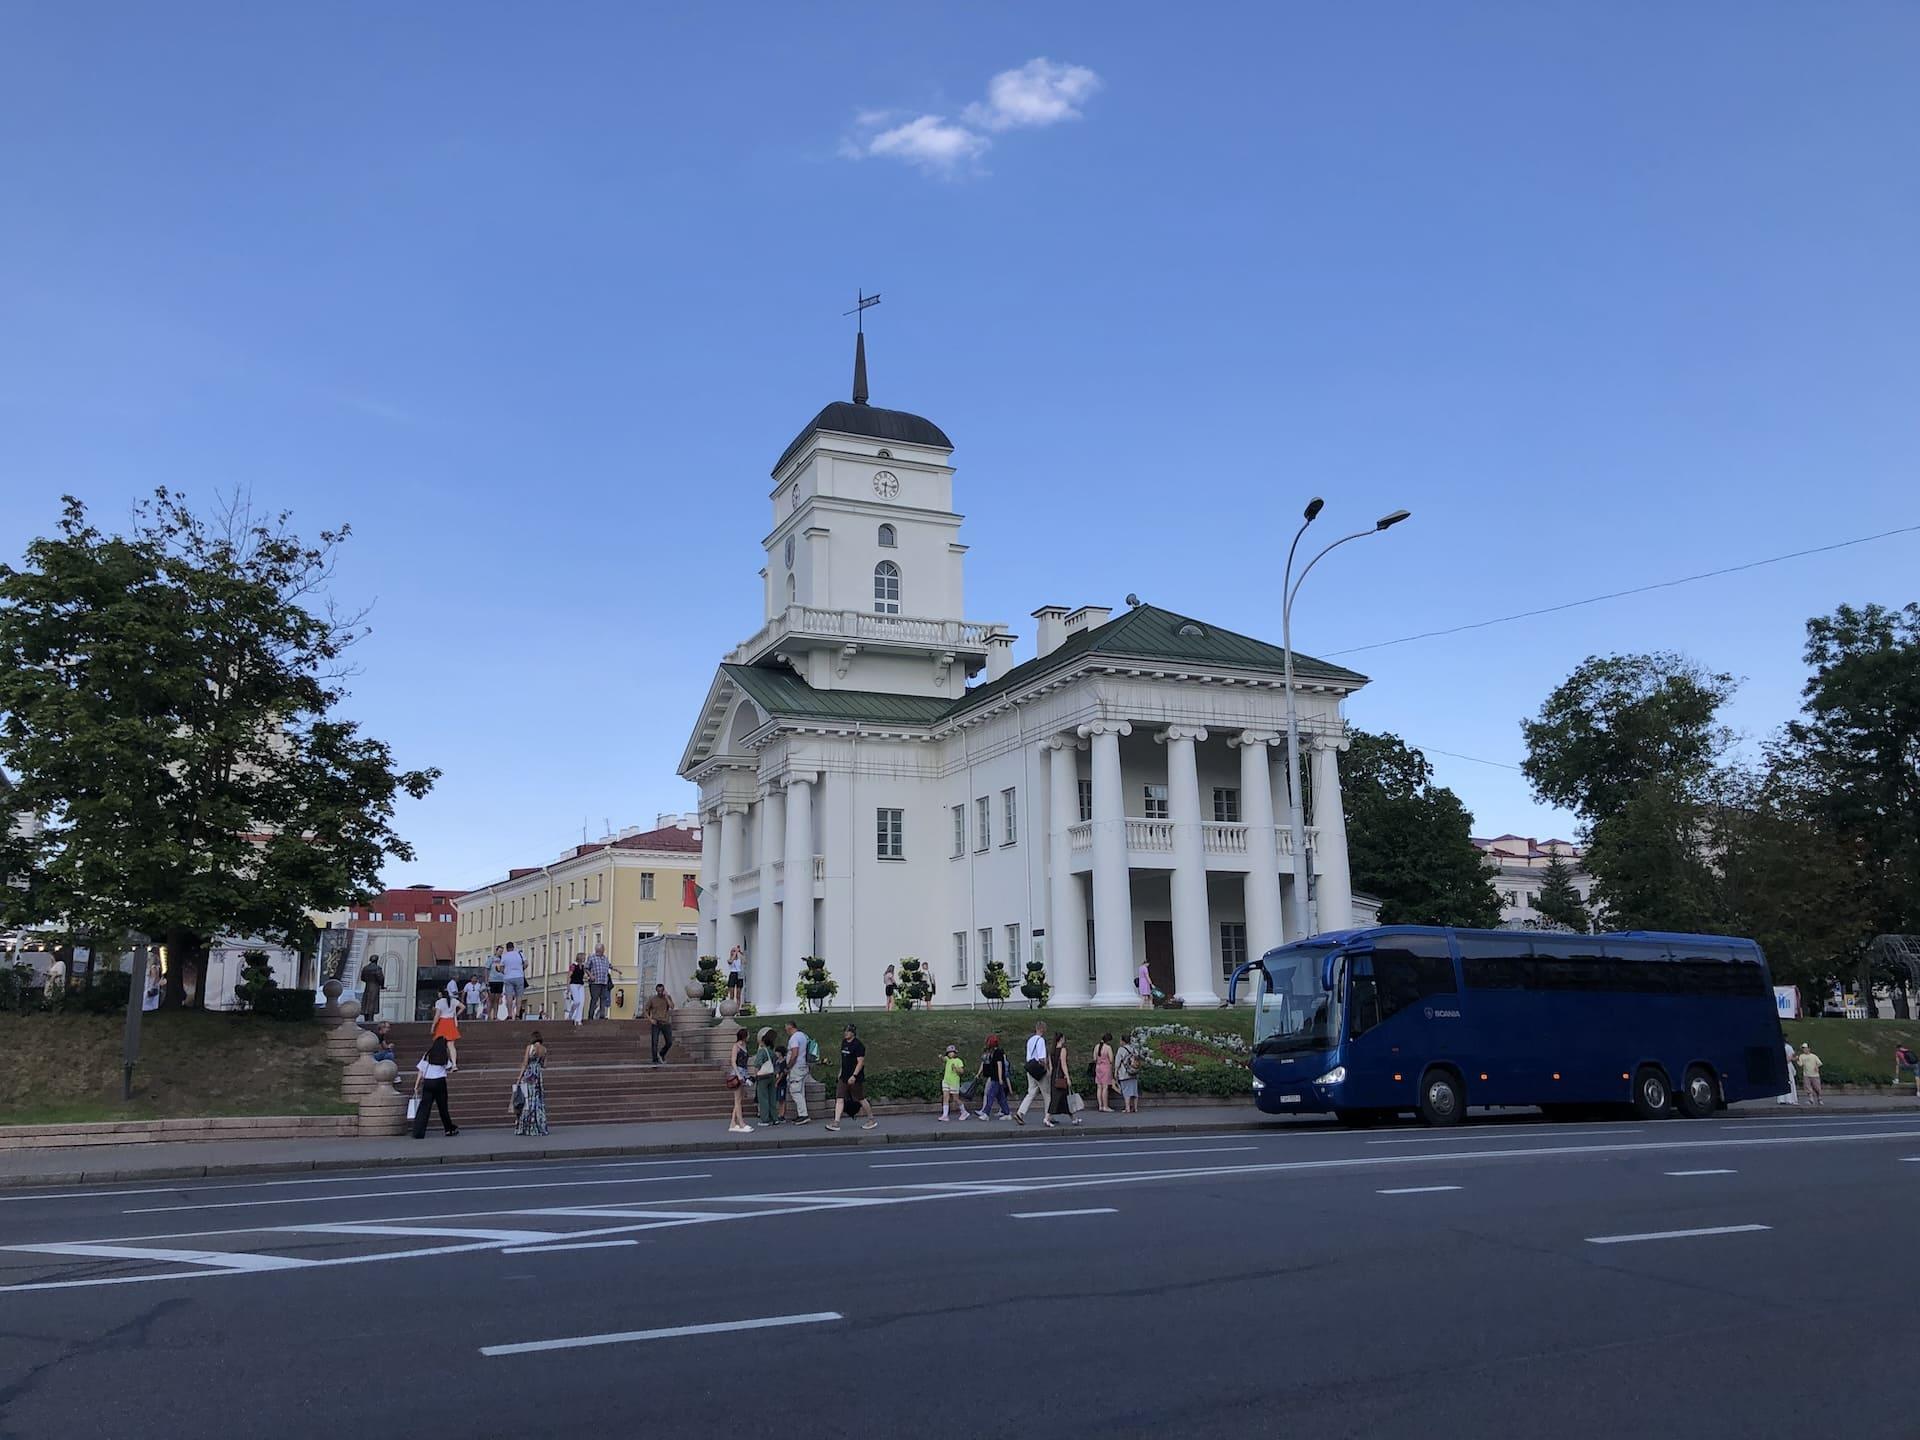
[1310,735,1353,932]
[1082,719,1136,1006]
[697,804,721,958]
[780,773,815,1006]
[715,802,745,967]
[1044,737,1090,1005]
[756,784,784,1009]
[1159,725,1218,1007]
[1233,731,1286,960]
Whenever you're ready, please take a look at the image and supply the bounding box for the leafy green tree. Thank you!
[0,492,437,1007]
[1342,731,1501,928]
[1580,778,1724,932]
[1521,653,1736,820]
[1531,851,1589,932]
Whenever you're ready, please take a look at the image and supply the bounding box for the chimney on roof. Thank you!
[1032,605,1072,659]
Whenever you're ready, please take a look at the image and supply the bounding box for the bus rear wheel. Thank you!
[1418,1069,1464,1127]
[1677,1066,1718,1119]
[1633,1066,1672,1120]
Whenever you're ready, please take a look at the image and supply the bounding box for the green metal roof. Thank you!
[719,605,1366,731]
[722,665,954,727]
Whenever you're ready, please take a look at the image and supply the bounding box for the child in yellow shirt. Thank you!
[939,1044,972,1122]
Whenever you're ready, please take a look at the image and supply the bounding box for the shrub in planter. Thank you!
[1019,957,1050,1008]
[895,956,929,1010]
[793,955,839,1012]
[978,956,1011,1005]
[692,954,721,1003]
[234,949,279,1012]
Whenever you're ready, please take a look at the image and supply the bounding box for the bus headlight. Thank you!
[1251,1077,1265,1092]
[1315,1066,1347,1086]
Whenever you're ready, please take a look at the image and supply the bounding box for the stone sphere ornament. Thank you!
[337,998,361,1020]
[371,1059,399,1083]
[718,998,740,1018]
[355,1030,378,1054]
[684,982,704,1000]
[322,979,343,1003]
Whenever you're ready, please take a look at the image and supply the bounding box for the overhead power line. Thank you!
[1325,522,1920,658]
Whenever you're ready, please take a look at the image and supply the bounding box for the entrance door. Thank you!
[1143,921,1176,999]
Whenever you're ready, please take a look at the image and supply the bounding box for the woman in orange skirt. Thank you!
[430,982,463,1071]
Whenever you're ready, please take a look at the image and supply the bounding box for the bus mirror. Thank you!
[1322,953,1337,991]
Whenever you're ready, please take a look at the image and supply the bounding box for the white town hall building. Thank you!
[680,339,1372,1011]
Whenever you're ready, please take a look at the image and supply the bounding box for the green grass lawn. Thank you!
[0,1011,354,1125]
[1781,1017,1920,1088]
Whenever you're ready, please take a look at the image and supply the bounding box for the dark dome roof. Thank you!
[772,401,952,477]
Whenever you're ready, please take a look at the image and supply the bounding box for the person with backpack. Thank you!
[784,1021,815,1124]
[1116,1031,1144,1114]
[938,1044,972,1122]
[976,1034,1012,1121]
[1016,1020,1049,1124]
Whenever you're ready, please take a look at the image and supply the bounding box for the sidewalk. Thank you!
[2,1092,1913,1190]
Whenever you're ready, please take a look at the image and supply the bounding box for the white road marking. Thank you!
[1376,1185,1462,1195]
[284,1224,565,1244]
[480,1311,843,1356]
[1586,1224,1771,1245]
[0,1167,530,1207]
[1665,1169,1737,1176]
[871,1145,1254,1170]
[123,1172,713,1214]
[1719,1116,1920,1131]
[518,1207,726,1221]
[1009,1207,1117,1219]
[1368,1128,1646,1146]
[500,1239,639,1255]
[5,1242,314,1272]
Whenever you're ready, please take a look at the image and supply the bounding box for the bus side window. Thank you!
[1348,957,1380,1038]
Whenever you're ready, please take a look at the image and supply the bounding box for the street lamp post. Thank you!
[1281,502,1412,937]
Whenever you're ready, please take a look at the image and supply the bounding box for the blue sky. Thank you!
[3,3,1916,889]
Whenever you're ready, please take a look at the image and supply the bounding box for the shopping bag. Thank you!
[1066,1091,1085,1116]
[405,1096,420,1121]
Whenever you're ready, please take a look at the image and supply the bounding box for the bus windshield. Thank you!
[1253,945,1342,1055]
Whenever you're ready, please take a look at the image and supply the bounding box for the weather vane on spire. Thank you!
[844,290,880,404]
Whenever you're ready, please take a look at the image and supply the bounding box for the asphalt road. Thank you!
[2,1108,1916,1439]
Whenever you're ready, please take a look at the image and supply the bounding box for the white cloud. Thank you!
[844,57,1100,176]
[963,58,1102,132]
[863,114,992,173]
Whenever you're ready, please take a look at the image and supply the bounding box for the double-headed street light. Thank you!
[1282,501,1412,937]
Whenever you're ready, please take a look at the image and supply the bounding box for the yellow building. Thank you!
[454,816,703,1019]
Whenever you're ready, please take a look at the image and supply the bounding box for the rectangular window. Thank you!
[977,926,992,981]
[1005,923,1021,975]
[1077,777,1093,823]
[876,807,904,861]
[1143,784,1170,820]
[1220,921,1248,979]
[951,804,965,858]
[953,931,968,986]
[414,912,430,923]
[369,912,382,922]
[1086,913,1098,985]
[975,796,991,852]
[640,872,655,900]
[348,910,360,922]
[1213,787,1241,823]
[1001,787,1018,845]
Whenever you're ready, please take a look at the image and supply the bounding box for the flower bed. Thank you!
[1134,1023,1250,1073]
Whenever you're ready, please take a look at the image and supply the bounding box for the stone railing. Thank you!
[1202,822,1248,854]
[1067,822,1092,852]
[731,606,1002,660]
[1125,818,1175,851]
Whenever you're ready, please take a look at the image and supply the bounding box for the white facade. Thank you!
[680,351,1368,1011]
[1472,834,1595,928]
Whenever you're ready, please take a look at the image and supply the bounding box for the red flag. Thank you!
[683,874,702,910]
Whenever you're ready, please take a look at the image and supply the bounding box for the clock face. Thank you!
[872,470,900,499]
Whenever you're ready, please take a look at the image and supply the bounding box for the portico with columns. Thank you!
[680,337,1372,1010]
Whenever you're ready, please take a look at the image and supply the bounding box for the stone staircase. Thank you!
[378,1018,827,1131]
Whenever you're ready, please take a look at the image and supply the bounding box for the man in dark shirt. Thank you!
[826,1023,878,1132]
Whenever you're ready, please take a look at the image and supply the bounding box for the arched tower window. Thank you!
[786,574,796,606]
[873,560,901,615]
[877,523,896,548]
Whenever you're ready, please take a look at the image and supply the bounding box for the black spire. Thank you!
[852,330,869,405]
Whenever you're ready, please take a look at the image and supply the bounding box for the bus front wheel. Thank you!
[1633,1067,1672,1120]
[1418,1070,1464,1127]
[1677,1066,1718,1119]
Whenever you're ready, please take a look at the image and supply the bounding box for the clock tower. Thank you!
[735,334,1011,696]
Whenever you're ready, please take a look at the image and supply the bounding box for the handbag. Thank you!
[725,1072,744,1090]
[510,1081,526,1115]
[755,1059,776,1078]
[1026,1059,1048,1080]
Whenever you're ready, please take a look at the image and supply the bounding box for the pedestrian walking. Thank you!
[1093,1033,1117,1112]
[410,1036,459,1139]
[565,954,587,1025]
[883,963,898,1011]
[462,972,486,1024]
[429,987,462,1071]
[487,948,507,1020]
[784,1021,813,1124]
[586,944,613,1020]
[1896,1044,1919,1096]
[827,1022,877,1131]
[358,956,385,1020]
[938,1044,972,1122]
[502,942,527,1020]
[644,983,676,1064]
[1046,1031,1082,1128]
[1136,960,1154,1009]
[514,1031,549,1136]
[727,1027,753,1134]
[976,1035,1012,1120]
[1795,1043,1825,1105]
[726,947,745,1007]
[1015,1020,1048,1124]
[1116,1031,1144,1114]
[924,969,937,1010]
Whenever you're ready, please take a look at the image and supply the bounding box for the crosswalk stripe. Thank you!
[281,1224,564,1244]
[6,1242,313,1272]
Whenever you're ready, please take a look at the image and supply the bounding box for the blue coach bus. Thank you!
[1228,926,1791,1126]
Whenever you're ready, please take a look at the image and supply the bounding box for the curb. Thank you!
[4,1101,1914,1192]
